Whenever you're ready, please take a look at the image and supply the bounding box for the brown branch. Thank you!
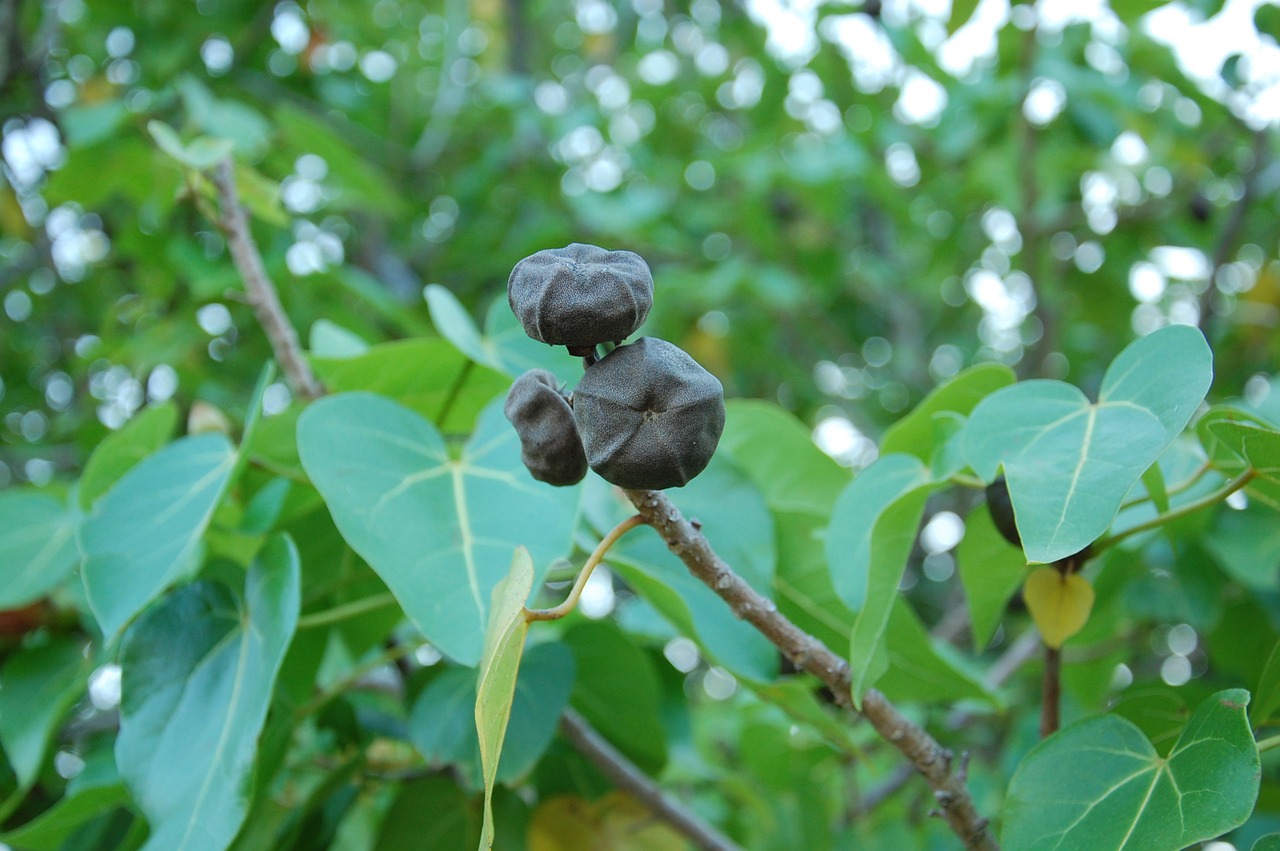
[1040,646,1061,738]
[625,489,998,851]
[559,708,742,851]
[211,157,324,400]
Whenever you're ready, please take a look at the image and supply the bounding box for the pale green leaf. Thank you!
[426,284,491,367]
[80,402,179,508]
[880,363,1015,462]
[476,548,534,851]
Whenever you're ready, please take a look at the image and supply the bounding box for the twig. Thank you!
[526,515,644,621]
[1094,468,1255,551]
[211,157,324,400]
[559,708,742,851]
[1040,646,1061,738]
[625,489,998,851]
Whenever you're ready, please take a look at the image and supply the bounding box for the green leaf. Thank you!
[773,510,855,657]
[826,453,934,705]
[563,620,667,774]
[0,782,129,850]
[481,298,582,385]
[1253,640,1280,727]
[718,399,850,514]
[1003,689,1260,850]
[408,643,574,787]
[80,433,237,637]
[964,326,1212,563]
[80,402,179,508]
[0,491,81,609]
[476,548,533,851]
[0,638,91,788]
[116,534,300,851]
[297,394,579,666]
[309,319,369,358]
[147,120,233,170]
[876,599,996,706]
[426,284,491,367]
[1254,835,1280,851]
[601,456,778,681]
[880,364,1016,462]
[1140,463,1170,515]
[956,504,1028,650]
[1198,405,1280,509]
[949,0,981,32]
[1109,0,1168,25]
[1205,501,1280,589]
[311,338,509,434]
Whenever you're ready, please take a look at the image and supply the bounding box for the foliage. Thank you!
[2,0,1280,849]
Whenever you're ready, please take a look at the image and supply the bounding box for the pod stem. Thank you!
[525,514,645,622]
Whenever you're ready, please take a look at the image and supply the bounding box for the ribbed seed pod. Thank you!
[507,243,653,349]
[572,337,724,490]
[504,369,588,487]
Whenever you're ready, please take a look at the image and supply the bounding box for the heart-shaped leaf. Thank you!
[964,325,1212,563]
[1023,567,1094,648]
[476,548,534,851]
[297,393,579,666]
[1004,689,1260,850]
[116,534,299,851]
[1198,405,1280,509]
[825,453,935,705]
[80,433,237,637]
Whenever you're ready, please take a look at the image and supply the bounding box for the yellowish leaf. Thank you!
[529,792,688,851]
[1023,567,1094,649]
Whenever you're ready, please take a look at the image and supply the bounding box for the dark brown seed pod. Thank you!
[572,337,725,490]
[504,369,588,487]
[507,243,654,349]
[986,475,1021,547]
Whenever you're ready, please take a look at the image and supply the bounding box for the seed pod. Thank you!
[986,475,1021,547]
[507,243,654,349]
[573,337,725,490]
[504,369,588,487]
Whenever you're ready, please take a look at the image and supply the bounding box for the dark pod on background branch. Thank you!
[504,369,588,486]
[507,243,654,349]
[573,337,725,490]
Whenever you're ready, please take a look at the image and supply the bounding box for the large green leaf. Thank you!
[408,642,574,787]
[875,599,996,707]
[600,455,778,681]
[80,433,237,637]
[116,534,300,851]
[718,399,850,514]
[475,548,533,851]
[773,510,855,656]
[956,503,1028,650]
[1004,689,1259,850]
[0,638,90,788]
[311,338,509,435]
[826,453,935,704]
[79,402,178,508]
[1197,405,1280,510]
[562,620,667,774]
[0,491,81,610]
[964,326,1212,564]
[297,393,579,666]
[880,364,1015,463]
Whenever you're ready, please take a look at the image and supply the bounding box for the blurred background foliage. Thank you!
[2,0,1280,847]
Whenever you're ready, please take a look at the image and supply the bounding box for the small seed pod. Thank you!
[504,369,588,487]
[573,337,725,490]
[507,243,654,349]
[986,475,1021,547]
